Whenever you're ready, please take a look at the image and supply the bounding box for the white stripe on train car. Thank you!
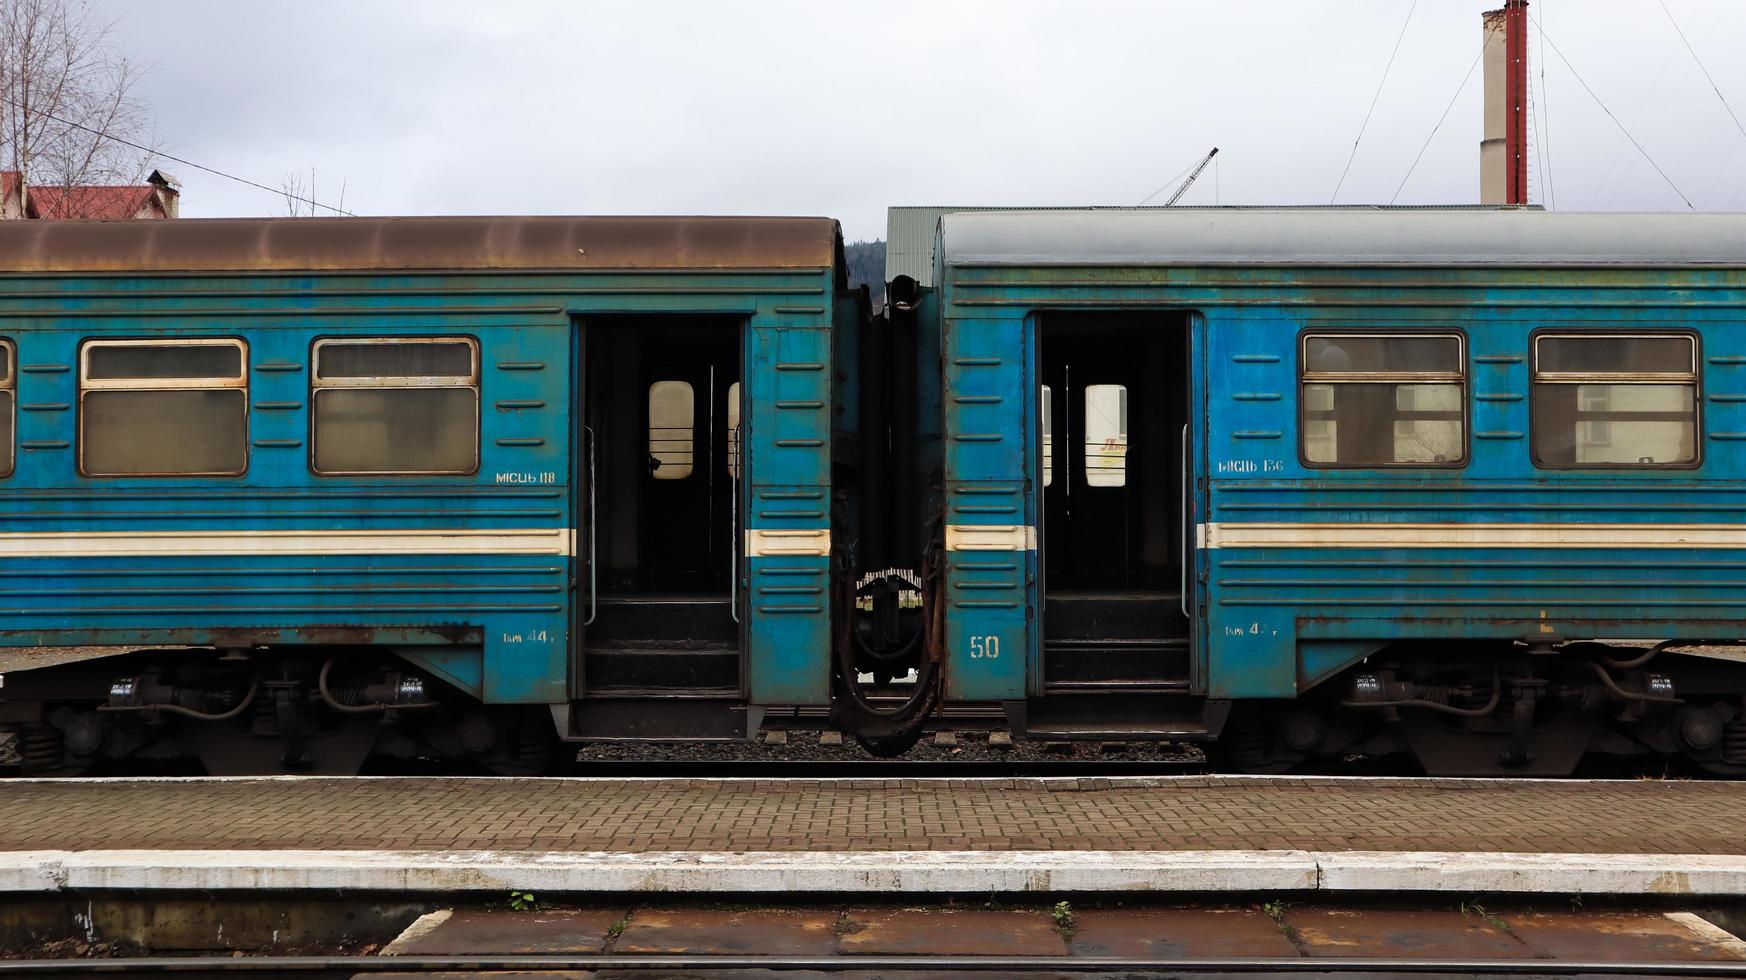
[944,525,1037,551]
[743,528,831,558]
[1201,522,1746,549]
[0,528,576,558]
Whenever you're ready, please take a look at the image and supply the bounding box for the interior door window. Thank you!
[649,380,695,480]
[726,381,741,480]
[1083,383,1128,487]
[1040,384,1053,488]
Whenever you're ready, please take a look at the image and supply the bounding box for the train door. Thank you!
[578,316,743,699]
[1036,312,1192,696]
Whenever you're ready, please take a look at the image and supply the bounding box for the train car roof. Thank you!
[939,209,1746,268]
[0,215,841,273]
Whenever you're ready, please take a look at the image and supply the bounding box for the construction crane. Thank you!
[1163,147,1219,206]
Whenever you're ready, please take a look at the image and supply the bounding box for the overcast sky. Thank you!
[95,0,1746,241]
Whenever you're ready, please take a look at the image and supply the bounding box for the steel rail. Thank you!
[5,954,1746,975]
[566,759,1205,778]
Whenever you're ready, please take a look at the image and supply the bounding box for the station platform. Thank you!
[2,774,1745,896]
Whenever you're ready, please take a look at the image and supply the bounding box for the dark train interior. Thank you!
[579,316,743,696]
[1037,312,1194,695]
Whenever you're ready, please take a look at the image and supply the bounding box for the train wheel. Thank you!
[1207,701,1312,775]
[855,730,926,758]
[473,707,560,776]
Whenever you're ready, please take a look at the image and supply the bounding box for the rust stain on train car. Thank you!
[0,216,839,274]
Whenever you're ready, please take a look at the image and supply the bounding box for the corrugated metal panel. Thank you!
[942,209,1746,268]
[888,205,1542,285]
[885,207,949,287]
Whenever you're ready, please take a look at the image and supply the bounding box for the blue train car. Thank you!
[0,216,853,773]
[929,208,1746,775]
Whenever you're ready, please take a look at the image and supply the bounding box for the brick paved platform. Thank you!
[0,774,1741,855]
[4,775,1746,896]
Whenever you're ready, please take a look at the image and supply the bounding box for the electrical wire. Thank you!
[1587,52,1673,209]
[1536,3,1555,208]
[1656,0,1746,209]
[1389,50,1482,205]
[0,94,356,216]
[1704,136,1743,210]
[1330,0,1419,204]
[1136,156,1201,206]
[1656,0,1746,141]
[1530,12,1693,210]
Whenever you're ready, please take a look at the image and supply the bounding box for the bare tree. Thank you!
[0,0,153,217]
[279,167,347,218]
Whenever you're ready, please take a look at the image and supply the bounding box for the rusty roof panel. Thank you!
[0,215,840,274]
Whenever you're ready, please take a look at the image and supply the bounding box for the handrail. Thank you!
[583,425,598,627]
[1181,423,1190,618]
[729,424,740,624]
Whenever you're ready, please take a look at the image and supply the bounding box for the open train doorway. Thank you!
[1037,312,1193,696]
[579,316,743,700]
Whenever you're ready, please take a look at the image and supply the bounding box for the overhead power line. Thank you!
[1655,0,1746,209]
[1330,0,1419,205]
[0,95,356,216]
[1587,51,1673,210]
[1389,50,1482,205]
[1656,0,1746,141]
[1529,13,1693,210]
[1535,3,1555,209]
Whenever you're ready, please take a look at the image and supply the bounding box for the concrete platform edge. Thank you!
[0,849,1742,895]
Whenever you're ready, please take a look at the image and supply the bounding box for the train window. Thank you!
[1040,385,1053,488]
[1532,333,1698,468]
[727,381,741,480]
[79,339,248,477]
[1300,332,1465,467]
[649,380,694,480]
[0,341,12,478]
[311,338,479,475]
[1084,384,1127,487]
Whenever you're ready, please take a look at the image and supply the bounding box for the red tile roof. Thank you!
[25,184,164,219]
[0,171,170,219]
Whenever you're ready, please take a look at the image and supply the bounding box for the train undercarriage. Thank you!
[1218,640,1746,778]
[3,638,1746,778]
[0,648,558,777]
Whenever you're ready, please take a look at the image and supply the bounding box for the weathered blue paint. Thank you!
[0,244,843,711]
[939,305,1031,701]
[933,230,1746,703]
[743,317,835,704]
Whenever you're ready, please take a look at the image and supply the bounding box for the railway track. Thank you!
[565,758,1206,778]
[5,954,1746,976]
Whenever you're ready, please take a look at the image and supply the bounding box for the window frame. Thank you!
[77,337,250,478]
[1297,329,1469,470]
[1528,329,1702,471]
[309,336,482,477]
[0,339,13,479]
